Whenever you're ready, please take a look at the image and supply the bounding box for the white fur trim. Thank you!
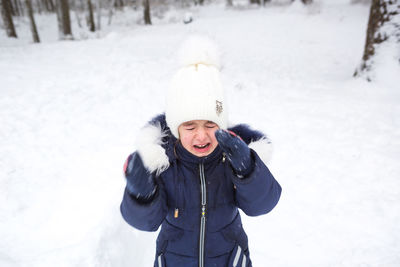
[248,138,273,165]
[136,123,170,176]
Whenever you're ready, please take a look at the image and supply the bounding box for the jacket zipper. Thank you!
[199,162,206,267]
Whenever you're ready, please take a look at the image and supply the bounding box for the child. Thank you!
[120,36,282,267]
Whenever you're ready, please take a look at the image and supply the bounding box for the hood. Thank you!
[135,114,273,176]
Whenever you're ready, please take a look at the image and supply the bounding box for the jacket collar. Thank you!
[175,141,223,165]
[135,113,273,175]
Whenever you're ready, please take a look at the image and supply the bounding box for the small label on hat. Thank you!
[216,100,223,116]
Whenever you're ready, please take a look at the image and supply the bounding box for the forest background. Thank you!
[1,0,399,266]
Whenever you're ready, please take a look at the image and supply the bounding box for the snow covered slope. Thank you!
[1,1,399,266]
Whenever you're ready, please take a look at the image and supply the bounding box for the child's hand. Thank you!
[215,129,253,177]
[124,152,157,201]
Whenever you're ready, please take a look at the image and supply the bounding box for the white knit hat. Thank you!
[166,36,228,138]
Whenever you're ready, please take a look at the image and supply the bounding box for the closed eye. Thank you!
[205,122,217,128]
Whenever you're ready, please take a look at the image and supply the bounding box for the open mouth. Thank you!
[193,143,210,151]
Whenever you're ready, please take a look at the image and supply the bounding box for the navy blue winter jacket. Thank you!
[120,114,282,267]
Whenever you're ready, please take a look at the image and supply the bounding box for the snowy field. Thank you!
[1,0,400,266]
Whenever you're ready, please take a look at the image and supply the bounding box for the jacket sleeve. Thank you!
[120,178,168,232]
[229,149,282,216]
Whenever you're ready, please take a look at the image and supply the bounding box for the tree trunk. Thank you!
[5,0,16,16]
[42,0,54,12]
[47,0,55,11]
[1,0,18,37]
[107,0,113,25]
[114,0,123,9]
[42,0,49,11]
[56,0,73,40]
[143,0,151,25]
[250,0,271,5]
[13,0,23,15]
[354,0,400,80]
[95,0,101,30]
[36,0,42,14]
[291,0,312,4]
[25,0,40,42]
[87,0,95,31]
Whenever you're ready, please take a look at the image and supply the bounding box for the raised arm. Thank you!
[120,152,168,231]
[215,130,282,216]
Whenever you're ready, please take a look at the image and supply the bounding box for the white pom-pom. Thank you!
[178,35,220,69]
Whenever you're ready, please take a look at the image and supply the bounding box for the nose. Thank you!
[195,127,208,142]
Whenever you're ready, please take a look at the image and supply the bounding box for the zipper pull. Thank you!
[222,153,226,163]
[174,208,179,218]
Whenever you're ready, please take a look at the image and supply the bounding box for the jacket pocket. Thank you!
[157,220,204,258]
[205,213,249,258]
[220,213,248,250]
[220,213,251,266]
[156,220,185,254]
[227,245,250,267]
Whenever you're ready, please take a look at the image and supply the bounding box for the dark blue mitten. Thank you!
[124,152,157,202]
[215,129,253,177]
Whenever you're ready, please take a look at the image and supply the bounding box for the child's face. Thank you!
[178,120,219,157]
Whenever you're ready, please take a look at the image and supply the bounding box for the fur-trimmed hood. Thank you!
[135,114,273,175]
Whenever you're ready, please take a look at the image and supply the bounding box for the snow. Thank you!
[1,0,400,266]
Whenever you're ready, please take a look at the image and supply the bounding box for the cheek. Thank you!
[212,134,218,144]
[180,133,193,149]
[209,129,219,145]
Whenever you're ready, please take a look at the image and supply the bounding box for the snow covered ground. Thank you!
[1,0,400,266]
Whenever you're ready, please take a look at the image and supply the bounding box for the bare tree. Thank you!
[25,0,40,42]
[95,0,101,30]
[87,0,95,31]
[290,0,312,4]
[107,0,113,25]
[351,0,371,3]
[249,0,271,5]
[37,0,43,14]
[13,0,24,16]
[1,0,17,37]
[56,0,73,39]
[114,0,123,9]
[6,0,16,15]
[354,0,399,81]
[143,0,151,25]
[44,0,55,12]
